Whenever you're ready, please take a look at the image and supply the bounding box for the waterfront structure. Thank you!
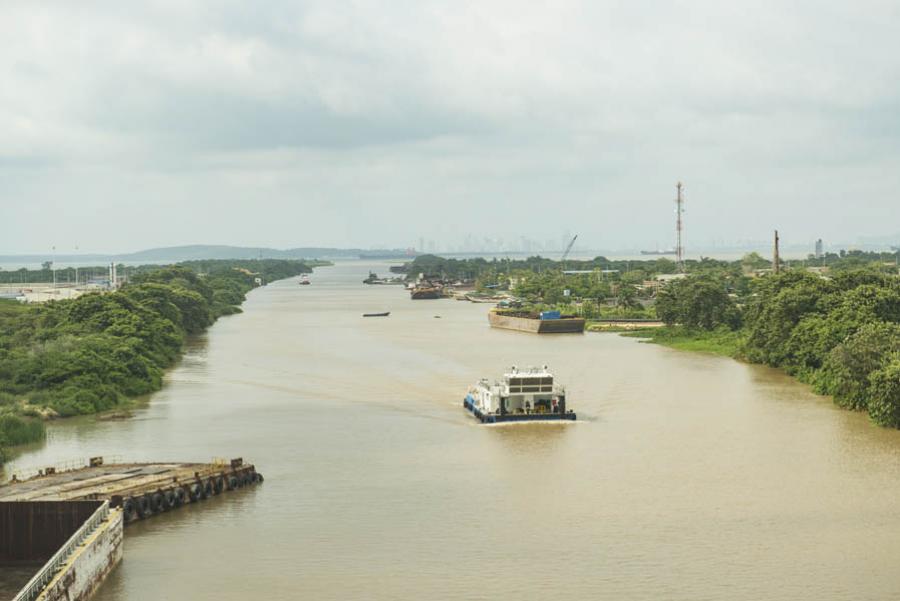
[488,308,585,333]
[463,366,576,423]
[1,457,261,600]
[1,457,262,525]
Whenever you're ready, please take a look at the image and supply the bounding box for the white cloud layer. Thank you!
[2,0,899,253]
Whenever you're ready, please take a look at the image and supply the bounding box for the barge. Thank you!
[488,309,585,333]
[463,366,576,423]
[1,457,262,525]
[410,284,442,299]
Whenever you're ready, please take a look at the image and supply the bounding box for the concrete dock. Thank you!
[1,457,262,601]
[1,457,262,524]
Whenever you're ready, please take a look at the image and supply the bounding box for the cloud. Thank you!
[1,0,899,253]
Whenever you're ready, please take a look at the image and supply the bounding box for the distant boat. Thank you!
[363,312,390,317]
[299,275,311,285]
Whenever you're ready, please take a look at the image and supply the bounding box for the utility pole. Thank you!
[675,182,685,273]
[773,230,781,274]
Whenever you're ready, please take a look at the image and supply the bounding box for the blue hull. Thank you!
[463,396,576,423]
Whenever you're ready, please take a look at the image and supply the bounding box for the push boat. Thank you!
[463,366,575,423]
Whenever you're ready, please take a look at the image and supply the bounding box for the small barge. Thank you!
[463,366,576,423]
[363,272,405,285]
[410,284,442,299]
[488,308,585,333]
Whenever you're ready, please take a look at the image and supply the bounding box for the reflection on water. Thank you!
[7,261,900,600]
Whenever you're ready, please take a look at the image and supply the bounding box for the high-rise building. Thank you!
[815,238,824,259]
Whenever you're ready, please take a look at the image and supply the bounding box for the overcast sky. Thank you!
[2,1,899,254]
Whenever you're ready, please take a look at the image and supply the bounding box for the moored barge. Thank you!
[488,309,585,333]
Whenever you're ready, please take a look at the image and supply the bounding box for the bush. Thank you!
[867,356,900,427]
[0,414,46,446]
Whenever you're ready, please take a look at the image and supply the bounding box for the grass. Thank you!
[620,325,744,357]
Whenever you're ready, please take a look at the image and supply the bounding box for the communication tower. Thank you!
[675,182,685,272]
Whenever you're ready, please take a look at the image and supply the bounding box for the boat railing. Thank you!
[12,501,111,601]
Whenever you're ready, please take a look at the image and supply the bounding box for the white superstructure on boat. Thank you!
[463,366,575,423]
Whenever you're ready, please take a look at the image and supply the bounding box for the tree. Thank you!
[866,355,900,427]
[740,252,770,272]
[656,277,741,330]
[817,323,900,411]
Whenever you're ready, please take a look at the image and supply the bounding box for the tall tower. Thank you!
[675,182,685,273]
[773,230,781,274]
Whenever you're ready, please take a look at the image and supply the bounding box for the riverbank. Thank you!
[0,259,322,466]
[622,325,743,357]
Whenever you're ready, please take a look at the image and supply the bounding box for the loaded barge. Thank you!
[464,366,576,423]
[488,309,585,333]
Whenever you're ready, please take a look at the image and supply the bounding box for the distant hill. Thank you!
[119,245,363,261]
[0,244,415,264]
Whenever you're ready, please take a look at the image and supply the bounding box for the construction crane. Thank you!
[561,235,578,263]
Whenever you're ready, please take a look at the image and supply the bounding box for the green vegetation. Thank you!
[624,326,744,357]
[656,276,741,330]
[631,267,900,428]
[0,259,315,464]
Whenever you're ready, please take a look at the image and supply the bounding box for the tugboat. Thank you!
[463,366,576,423]
[298,275,311,285]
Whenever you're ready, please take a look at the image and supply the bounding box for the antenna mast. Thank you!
[675,182,685,273]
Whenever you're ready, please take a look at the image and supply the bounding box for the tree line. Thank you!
[654,269,900,427]
[0,259,314,465]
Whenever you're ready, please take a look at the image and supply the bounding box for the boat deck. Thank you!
[463,397,576,423]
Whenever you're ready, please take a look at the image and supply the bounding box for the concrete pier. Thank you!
[1,457,262,600]
[1,501,122,601]
[1,457,262,524]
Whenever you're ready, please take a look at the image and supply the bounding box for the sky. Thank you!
[2,0,900,254]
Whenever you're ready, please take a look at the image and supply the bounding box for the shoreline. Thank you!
[0,264,320,467]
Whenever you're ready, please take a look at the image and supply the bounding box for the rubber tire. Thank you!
[139,495,153,517]
[123,497,138,520]
[174,487,186,506]
[152,492,166,513]
[190,483,204,501]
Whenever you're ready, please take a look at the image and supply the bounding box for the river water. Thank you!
[6,261,900,600]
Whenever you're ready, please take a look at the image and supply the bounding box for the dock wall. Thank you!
[2,502,123,601]
[1,502,101,564]
[38,508,123,601]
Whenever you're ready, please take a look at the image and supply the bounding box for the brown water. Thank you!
[6,261,900,600]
